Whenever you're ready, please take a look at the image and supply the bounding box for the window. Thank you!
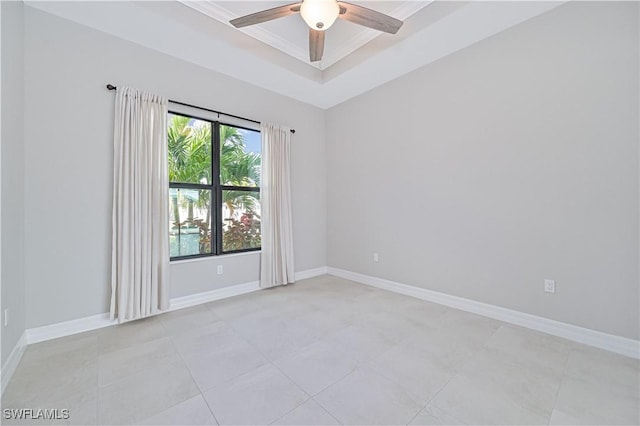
[168,112,261,259]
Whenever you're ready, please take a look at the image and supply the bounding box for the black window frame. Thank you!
[169,110,261,261]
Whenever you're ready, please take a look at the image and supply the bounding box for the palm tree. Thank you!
[168,115,191,227]
[168,115,212,226]
[168,115,212,184]
[220,125,261,219]
[167,115,213,255]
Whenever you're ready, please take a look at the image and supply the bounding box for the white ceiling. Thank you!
[27,1,565,109]
[180,1,433,70]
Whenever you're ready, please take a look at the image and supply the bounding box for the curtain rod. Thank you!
[106,84,295,134]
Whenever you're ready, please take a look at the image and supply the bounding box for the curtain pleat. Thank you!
[260,123,295,288]
[111,87,170,322]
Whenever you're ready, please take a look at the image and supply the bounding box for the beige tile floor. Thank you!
[2,275,639,425]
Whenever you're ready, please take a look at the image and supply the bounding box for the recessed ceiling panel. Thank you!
[180,1,432,69]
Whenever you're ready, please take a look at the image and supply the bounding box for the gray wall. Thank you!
[326,2,639,340]
[23,7,326,328]
[1,0,27,363]
[13,2,640,342]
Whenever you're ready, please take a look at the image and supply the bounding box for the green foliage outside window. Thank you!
[168,114,261,256]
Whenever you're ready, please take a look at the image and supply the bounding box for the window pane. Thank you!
[169,188,212,257]
[168,114,212,185]
[220,125,261,187]
[222,190,261,252]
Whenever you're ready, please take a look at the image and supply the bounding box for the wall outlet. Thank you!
[373,252,379,262]
[217,265,223,275]
[4,309,8,327]
[544,279,556,293]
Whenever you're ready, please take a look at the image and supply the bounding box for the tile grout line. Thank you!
[406,323,505,425]
[164,314,237,426]
[545,343,577,426]
[310,392,346,425]
[113,317,217,424]
[248,326,329,424]
[311,396,343,425]
[166,321,223,426]
[404,403,426,426]
[258,342,316,423]
[281,348,367,425]
[403,318,504,425]
[200,301,314,425]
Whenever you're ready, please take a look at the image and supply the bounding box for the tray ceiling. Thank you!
[180,1,432,70]
[25,1,565,109]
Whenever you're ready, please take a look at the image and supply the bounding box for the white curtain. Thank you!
[110,86,170,322]
[260,123,295,288]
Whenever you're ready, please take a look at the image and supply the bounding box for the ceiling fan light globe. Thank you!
[300,0,340,31]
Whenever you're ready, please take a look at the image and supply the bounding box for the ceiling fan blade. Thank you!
[337,2,403,34]
[309,29,325,62]
[230,3,302,28]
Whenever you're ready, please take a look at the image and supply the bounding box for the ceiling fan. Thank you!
[229,0,403,63]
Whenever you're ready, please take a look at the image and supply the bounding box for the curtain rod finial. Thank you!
[106,84,117,91]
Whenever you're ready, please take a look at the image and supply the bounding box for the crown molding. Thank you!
[179,1,431,70]
[180,1,319,68]
[322,2,432,68]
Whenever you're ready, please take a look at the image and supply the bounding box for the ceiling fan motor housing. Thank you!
[300,0,340,31]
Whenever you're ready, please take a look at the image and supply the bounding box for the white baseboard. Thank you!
[327,267,640,359]
[26,313,116,345]
[295,266,328,281]
[169,281,260,311]
[20,265,638,367]
[1,331,27,395]
[25,282,262,345]
[24,267,326,346]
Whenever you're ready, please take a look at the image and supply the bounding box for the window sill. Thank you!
[170,250,261,265]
